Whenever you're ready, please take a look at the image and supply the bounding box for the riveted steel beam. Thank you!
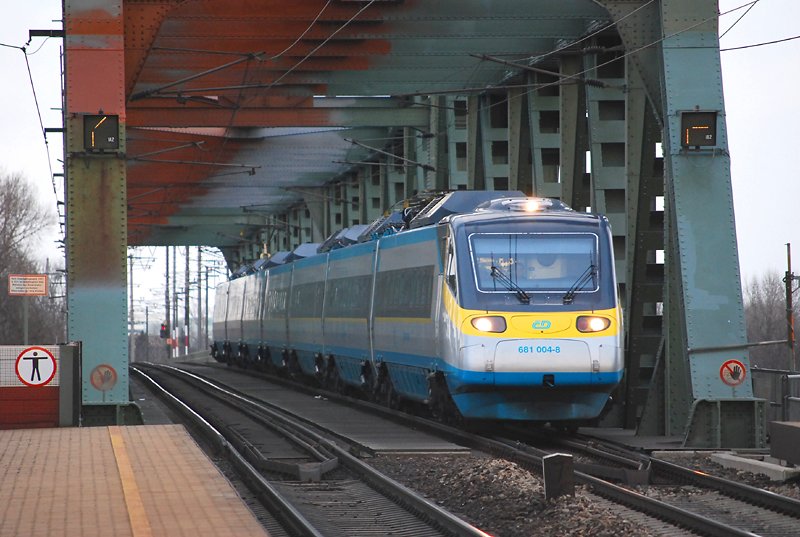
[65,0,133,419]
[127,104,430,128]
[598,0,763,447]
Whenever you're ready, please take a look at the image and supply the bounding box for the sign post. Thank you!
[8,274,48,344]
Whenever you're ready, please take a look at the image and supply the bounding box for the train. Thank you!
[211,191,623,425]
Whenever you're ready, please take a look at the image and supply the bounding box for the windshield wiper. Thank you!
[490,264,530,304]
[563,264,596,304]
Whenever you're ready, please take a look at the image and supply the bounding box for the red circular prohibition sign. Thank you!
[720,359,747,387]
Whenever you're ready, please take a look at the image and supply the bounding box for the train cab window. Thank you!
[469,233,598,294]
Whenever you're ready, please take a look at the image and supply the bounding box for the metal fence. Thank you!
[752,367,800,424]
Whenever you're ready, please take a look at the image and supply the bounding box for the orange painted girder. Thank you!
[166,1,386,20]
[127,106,404,128]
[128,94,313,109]
[139,54,372,72]
[157,19,384,39]
[135,38,392,57]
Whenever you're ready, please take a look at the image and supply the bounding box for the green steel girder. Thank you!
[507,87,532,194]
[623,66,666,432]
[466,95,486,190]
[63,0,762,445]
[597,0,763,447]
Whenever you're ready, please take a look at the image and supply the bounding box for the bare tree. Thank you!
[0,171,65,344]
[0,172,52,260]
[744,271,797,370]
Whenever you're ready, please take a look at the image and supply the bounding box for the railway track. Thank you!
[488,431,800,537]
[132,363,488,537]
[151,362,800,536]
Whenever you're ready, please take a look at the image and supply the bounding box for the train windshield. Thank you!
[469,233,599,294]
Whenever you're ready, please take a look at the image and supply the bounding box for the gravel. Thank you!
[653,451,800,500]
[369,453,663,537]
[367,449,800,536]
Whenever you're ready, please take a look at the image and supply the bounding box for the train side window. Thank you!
[446,245,457,296]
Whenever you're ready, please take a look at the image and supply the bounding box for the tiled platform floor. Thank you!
[0,425,270,537]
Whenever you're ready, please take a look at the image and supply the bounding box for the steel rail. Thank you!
[137,363,491,537]
[172,363,766,536]
[131,366,325,537]
[651,458,800,517]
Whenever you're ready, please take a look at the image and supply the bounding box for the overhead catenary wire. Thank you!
[448,0,772,119]
[269,0,377,88]
[268,0,333,60]
[721,33,800,51]
[720,0,760,38]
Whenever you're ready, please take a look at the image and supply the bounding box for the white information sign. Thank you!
[8,274,48,296]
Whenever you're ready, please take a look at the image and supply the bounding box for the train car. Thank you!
[225,275,246,362]
[240,270,265,367]
[210,280,229,362]
[213,193,623,424]
[320,241,375,387]
[286,254,327,375]
[262,262,292,369]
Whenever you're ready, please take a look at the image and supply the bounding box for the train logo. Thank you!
[532,320,552,330]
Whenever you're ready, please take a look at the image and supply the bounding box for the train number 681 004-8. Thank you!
[518,345,561,354]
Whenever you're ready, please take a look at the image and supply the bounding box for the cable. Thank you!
[25,37,52,55]
[22,48,57,205]
[524,0,657,65]
[268,0,333,60]
[719,0,760,38]
[268,0,377,89]
[721,34,800,51]
[470,2,755,118]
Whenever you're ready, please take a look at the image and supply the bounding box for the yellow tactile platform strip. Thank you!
[0,425,270,537]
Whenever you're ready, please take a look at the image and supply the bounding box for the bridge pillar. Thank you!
[65,0,139,424]
[601,0,765,447]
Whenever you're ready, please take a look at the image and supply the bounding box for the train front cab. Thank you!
[442,211,624,422]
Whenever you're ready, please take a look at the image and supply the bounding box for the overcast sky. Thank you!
[1,0,798,289]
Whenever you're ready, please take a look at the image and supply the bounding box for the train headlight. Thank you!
[576,316,611,333]
[471,316,507,333]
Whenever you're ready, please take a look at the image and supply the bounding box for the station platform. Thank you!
[0,425,270,537]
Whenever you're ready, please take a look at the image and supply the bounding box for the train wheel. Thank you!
[313,353,326,386]
[258,346,271,372]
[287,351,301,377]
[373,364,396,408]
[324,357,341,392]
[427,371,461,425]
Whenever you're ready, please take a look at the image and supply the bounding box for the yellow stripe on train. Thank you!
[442,281,620,339]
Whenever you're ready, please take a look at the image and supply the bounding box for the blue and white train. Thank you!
[211,192,623,424]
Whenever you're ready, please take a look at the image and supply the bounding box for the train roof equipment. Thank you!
[407,190,526,229]
[287,243,322,262]
[235,192,586,275]
[264,251,291,268]
[318,224,370,253]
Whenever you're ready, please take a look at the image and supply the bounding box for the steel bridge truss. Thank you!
[64,0,764,446]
